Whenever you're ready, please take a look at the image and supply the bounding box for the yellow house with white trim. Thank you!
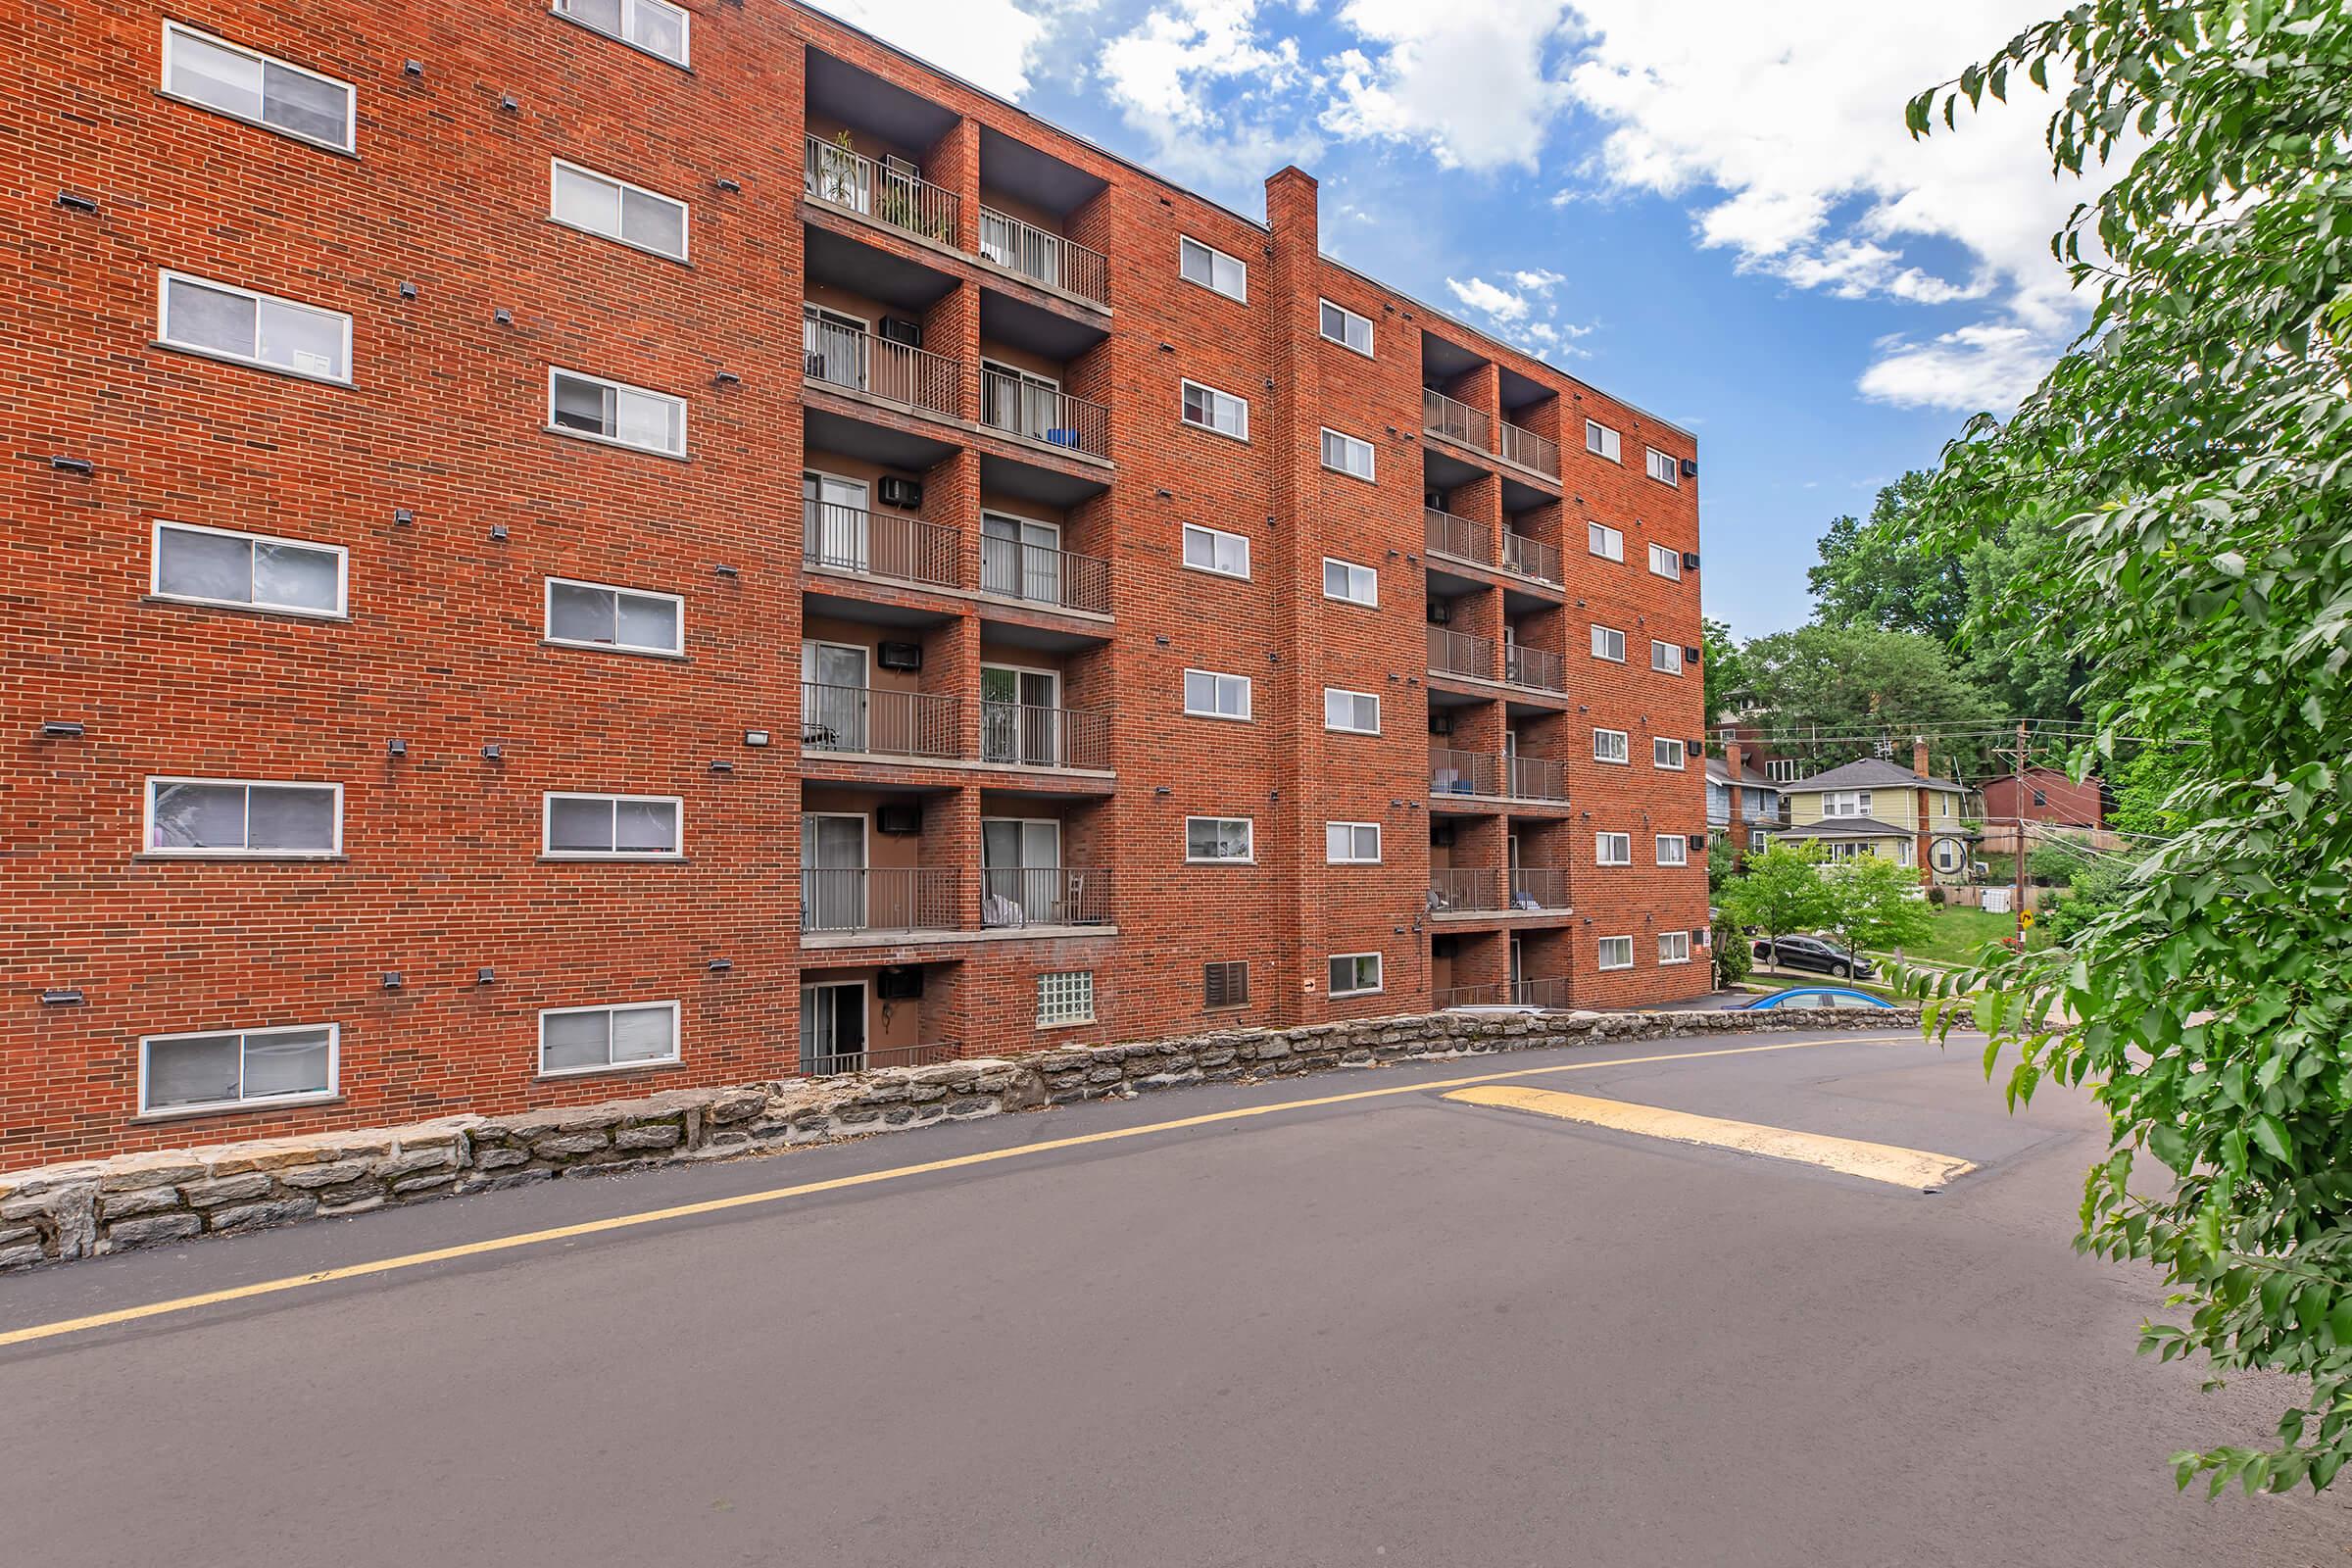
[1778,758,1972,880]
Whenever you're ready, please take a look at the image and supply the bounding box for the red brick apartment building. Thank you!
[5,0,1707,1161]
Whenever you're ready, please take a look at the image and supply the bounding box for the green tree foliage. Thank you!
[1711,911,1753,990]
[1905,1,2352,1494]
[1809,470,1971,643]
[2026,842,2080,886]
[1821,854,1937,958]
[1719,844,1836,949]
[1739,625,1999,773]
[1701,615,1749,723]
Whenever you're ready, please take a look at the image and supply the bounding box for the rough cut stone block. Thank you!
[473,1147,530,1171]
[182,1172,273,1207]
[390,1172,459,1197]
[530,1133,610,1159]
[708,1090,766,1124]
[99,1157,207,1192]
[278,1160,375,1191]
[208,1198,318,1235]
[98,1187,181,1221]
[372,1147,459,1180]
[107,1213,203,1248]
[614,1124,681,1151]
[0,1243,49,1270]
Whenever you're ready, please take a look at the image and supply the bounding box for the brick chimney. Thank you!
[1912,736,1933,885]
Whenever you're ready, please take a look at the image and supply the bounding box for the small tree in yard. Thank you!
[1909,1,2352,1493]
[1821,855,1936,963]
[1719,845,1834,967]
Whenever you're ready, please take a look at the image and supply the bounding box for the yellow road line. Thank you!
[1445,1084,1975,1190]
[1,1035,1890,1348]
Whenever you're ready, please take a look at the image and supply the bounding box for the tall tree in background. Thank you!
[1700,615,1748,723]
[1808,469,1970,643]
[1908,0,2352,1494]
[1739,625,1997,766]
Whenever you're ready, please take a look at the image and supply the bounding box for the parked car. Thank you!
[1735,986,1893,1011]
[1749,933,1876,980]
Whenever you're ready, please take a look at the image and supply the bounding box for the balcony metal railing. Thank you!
[980,866,1113,928]
[801,682,964,760]
[1500,420,1560,478]
[1423,387,1492,451]
[1428,868,1502,913]
[1429,747,1499,799]
[979,367,1109,458]
[1506,754,1569,803]
[1437,977,1572,1010]
[980,702,1111,771]
[1428,624,1495,680]
[1423,507,1491,564]
[1509,867,1572,911]
[1500,529,1560,584]
[797,1040,961,1078]
[977,532,1112,614]
[804,317,962,420]
[803,501,962,590]
[978,206,1109,307]
[804,135,961,246]
[800,866,964,934]
[1503,642,1567,694]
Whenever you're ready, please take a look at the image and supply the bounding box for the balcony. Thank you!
[1429,747,1499,799]
[980,700,1110,770]
[804,501,962,591]
[979,366,1109,459]
[1438,977,1572,1009]
[805,318,961,421]
[801,866,964,934]
[1423,507,1490,564]
[1429,868,1503,914]
[1499,529,1560,585]
[1499,420,1560,479]
[1503,643,1566,695]
[981,865,1113,927]
[802,683,962,761]
[977,531,1112,614]
[1508,867,1571,911]
[805,135,960,247]
[979,206,1109,308]
[799,1040,961,1077]
[1423,387,1492,451]
[1428,625,1494,681]
[1505,754,1568,803]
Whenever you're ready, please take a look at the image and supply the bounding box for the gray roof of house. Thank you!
[1774,817,1917,841]
[1704,757,1779,790]
[1787,758,1967,794]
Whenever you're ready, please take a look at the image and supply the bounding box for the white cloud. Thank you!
[1098,0,1320,182]
[1319,0,1573,170]
[1446,274,1531,321]
[1855,322,2055,411]
[1511,268,1565,291]
[818,0,1054,99]
[1444,276,1592,360]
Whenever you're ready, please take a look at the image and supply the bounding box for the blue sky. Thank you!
[818,0,2101,639]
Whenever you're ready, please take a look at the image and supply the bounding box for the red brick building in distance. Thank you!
[6,0,1708,1162]
[1980,766,2106,856]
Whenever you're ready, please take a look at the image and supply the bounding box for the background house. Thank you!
[1705,755,1781,855]
[1775,745,1974,881]
[1981,765,2110,855]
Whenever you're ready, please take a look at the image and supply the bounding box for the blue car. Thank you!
[1736,986,1894,1011]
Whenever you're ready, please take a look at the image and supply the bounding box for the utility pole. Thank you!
[2010,720,2030,943]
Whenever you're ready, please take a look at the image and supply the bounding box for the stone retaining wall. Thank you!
[0,1005,1918,1271]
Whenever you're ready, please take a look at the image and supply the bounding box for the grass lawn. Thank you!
[1886,906,2018,967]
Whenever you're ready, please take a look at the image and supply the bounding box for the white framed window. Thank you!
[548,367,686,457]
[1328,952,1383,997]
[1585,419,1622,463]
[542,792,683,858]
[1181,522,1251,578]
[539,1001,681,1075]
[1324,688,1380,735]
[1594,831,1633,865]
[1823,789,1874,818]
[1037,970,1096,1026]
[552,0,688,66]
[160,23,355,153]
[1592,624,1627,662]
[545,577,683,656]
[1588,522,1624,562]
[1325,821,1382,863]
[1596,935,1635,970]
[139,1022,338,1116]
[1180,379,1250,440]
[1654,738,1686,770]
[1186,816,1254,862]
[1321,428,1375,480]
[1658,931,1691,965]
[1322,558,1377,607]
[157,270,351,383]
[1651,640,1684,674]
[1182,668,1252,720]
[145,778,341,857]
[1656,834,1689,866]
[1319,299,1373,355]
[1646,446,1681,486]
[550,159,689,261]
[1767,758,1801,784]
[1593,728,1630,764]
[1178,236,1247,301]
[151,520,346,618]
[1648,543,1682,580]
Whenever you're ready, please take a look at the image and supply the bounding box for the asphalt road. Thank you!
[4,1030,2345,1567]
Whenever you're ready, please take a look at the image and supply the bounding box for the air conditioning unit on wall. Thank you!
[878,476,923,509]
[1427,711,1453,737]
[877,641,922,671]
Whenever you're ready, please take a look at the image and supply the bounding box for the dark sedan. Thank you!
[1750,933,1876,980]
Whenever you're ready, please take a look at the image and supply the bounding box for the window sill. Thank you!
[1329,990,1383,1001]
[1181,710,1254,723]
[536,1056,685,1083]
[144,594,350,623]
[1183,858,1257,866]
[1319,334,1376,361]
[152,340,352,388]
[131,1093,343,1127]
[545,217,695,269]
[544,425,692,463]
[538,854,689,863]
[1178,563,1251,583]
[135,852,347,862]
[540,638,689,662]
[1035,1016,1097,1031]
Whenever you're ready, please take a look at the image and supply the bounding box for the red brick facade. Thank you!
[4,0,1707,1162]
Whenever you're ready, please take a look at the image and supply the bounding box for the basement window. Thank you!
[1037,970,1096,1026]
[540,1002,681,1075]
[1596,936,1634,970]
[140,1023,338,1115]
[1327,953,1383,997]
